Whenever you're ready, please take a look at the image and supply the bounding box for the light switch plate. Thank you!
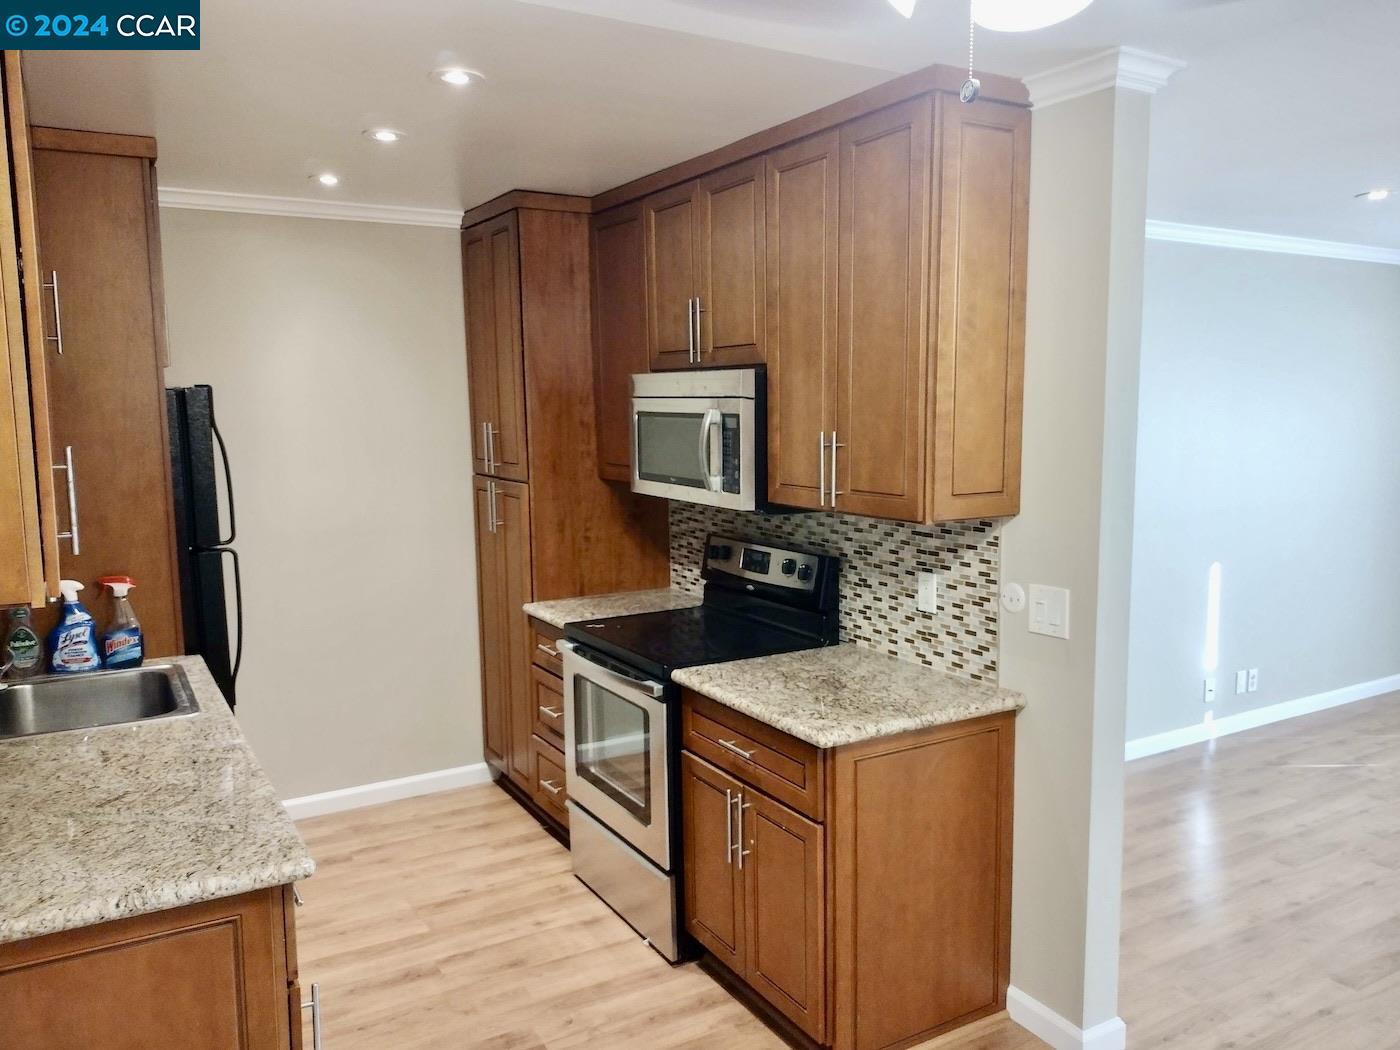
[1235,670,1248,695]
[916,572,940,614]
[1028,584,1070,639]
[1247,668,1259,692]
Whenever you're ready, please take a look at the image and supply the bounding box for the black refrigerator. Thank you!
[166,385,242,707]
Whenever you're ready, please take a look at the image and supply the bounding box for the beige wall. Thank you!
[1000,83,1151,1039]
[160,208,480,799]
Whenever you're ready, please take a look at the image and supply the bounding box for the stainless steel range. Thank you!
[558,535,839,961]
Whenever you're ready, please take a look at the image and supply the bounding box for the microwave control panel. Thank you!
[720,415,740,494]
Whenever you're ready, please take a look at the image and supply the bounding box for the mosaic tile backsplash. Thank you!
[669,503,1001,683]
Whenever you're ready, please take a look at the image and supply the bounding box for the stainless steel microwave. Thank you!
[630,367,765,511]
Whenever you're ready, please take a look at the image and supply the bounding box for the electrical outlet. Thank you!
[1247,668,1259,692]
[1203,677,1217,704]
[1235,670,1248,695]
[916,572,940,614]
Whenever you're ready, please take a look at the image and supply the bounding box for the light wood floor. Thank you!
[296,691,1400,1048]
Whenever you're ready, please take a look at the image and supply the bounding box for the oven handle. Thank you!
[556,639,666,699]
[697,407,723,493]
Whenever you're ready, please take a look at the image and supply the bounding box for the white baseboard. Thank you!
[282,762,494,820]
[1125,672,1400,761]
[1007,987,1126,1050]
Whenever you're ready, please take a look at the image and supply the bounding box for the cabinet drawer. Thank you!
[530,734,570,827]
[682,690,824,821]
[531,664,565,748]
[530,618,564,676]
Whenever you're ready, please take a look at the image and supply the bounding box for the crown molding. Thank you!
[1146,219,1400,266]
[157,187,462,228]
[1024,47,1185,109]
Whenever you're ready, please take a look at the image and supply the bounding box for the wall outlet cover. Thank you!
[1204,677,1217,704]
[916,571,940,614]
[1235,670,1248,695]
[1027,584,1070,640]
[1000,583,1026,613]
[1247,668,1259,692]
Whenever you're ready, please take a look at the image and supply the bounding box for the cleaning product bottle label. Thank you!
[7,628,40,672]
[53,627,101,671]
[103,627,144,669]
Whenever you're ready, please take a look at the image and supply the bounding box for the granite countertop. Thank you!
[523,587,702,629]
[671,643,1024,748]
[0,656,314,945]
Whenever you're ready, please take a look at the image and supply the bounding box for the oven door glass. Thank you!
[573,677,653,824]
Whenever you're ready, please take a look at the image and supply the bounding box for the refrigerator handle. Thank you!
[210,412,237,547]
[217,546,244,691]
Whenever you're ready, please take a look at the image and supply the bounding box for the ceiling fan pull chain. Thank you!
[962,2,982,103]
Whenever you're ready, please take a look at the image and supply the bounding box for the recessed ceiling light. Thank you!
[435,67,478,87]
[973,0,1095,31]
[1358,188,1391,202]
[364,128,404,144]
[312,172,340,188]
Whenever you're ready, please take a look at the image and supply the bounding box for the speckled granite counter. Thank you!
[671,643,1023,748]
[523,587,702,630]
[0,656,314,945]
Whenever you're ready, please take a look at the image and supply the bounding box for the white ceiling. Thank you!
[21,0,1400,247]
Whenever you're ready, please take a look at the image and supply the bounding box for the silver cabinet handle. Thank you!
[301,982,323,1050]
[536,643,559,659]
[686,297,696,363]
[818,431,827,507]
[830,430,844,502]
[694,296,705,360]
[481,421,491,472]
[487,480,504,532]
[717,738,755,760]
[538,704,562,719]
[487,422,498,473]
[737,796,752,869]
[697,407,722,492]
[42,271,64,355]
[52,445,80,554]
[292,886,304,907]
[540,778,563,796]
[724,787,734,865]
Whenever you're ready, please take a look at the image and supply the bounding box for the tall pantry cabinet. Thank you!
[463,196,669,823]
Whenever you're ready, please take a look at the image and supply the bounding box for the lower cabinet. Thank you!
[0,885,303,1050]
[681,689,1015,1050]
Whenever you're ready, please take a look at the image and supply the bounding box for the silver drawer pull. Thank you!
[536,643,559,659]
[301,982,323,1050]
[292,886,304,907]
[540,778,564,796]
[717,738,756,760]
[52,445,80,554]
[538,705,562,719]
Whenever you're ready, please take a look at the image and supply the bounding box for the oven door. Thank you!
[631,395,755,511]
[559,640,672,870]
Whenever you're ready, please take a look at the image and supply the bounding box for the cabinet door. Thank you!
[696,158,765,366]
[494,478,535,788]
[743,787,826,1042]
[462,213,529,481]
[682,752,746,972]
[590,203,648,481]
[473,477,508,770]
[0,53,56,608]
[764,130,838,511]
[643,182,699,370]
[834,96,932,522]
[930,98,1028,521]
[33,143,182,655]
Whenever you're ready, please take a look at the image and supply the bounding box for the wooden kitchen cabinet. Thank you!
[590,203,648,482]
[461,196,669,828]
[681,690,1015,1049]
[0,885,303,1049]
[28,125,182,652]
[463,211,529,482]
[0,51,59,608]
[643,159,766,371]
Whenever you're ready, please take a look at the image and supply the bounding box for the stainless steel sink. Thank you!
[0,664,199,740]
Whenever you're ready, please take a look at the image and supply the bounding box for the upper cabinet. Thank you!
[0,51,59,608]
[588,65,1030,522]
[462,212,529,482]
[643,159,766,371]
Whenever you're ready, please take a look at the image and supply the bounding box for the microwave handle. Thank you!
[698,408,723,492]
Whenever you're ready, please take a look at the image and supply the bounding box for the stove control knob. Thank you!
[795,563,814,583]
[780,558,797,576]
[708,544,733,562]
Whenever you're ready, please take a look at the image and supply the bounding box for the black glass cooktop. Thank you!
[564,604,829,683]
